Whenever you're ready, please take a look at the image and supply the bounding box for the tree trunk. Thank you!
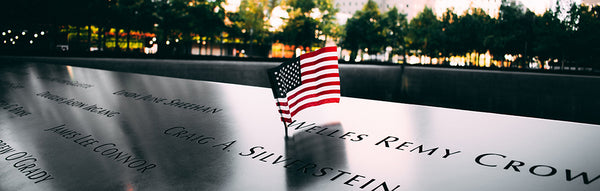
[101,27,107,51]
[87,25,92,51]
[126,29,131,52]
[76,26,81,51]
[115,28,120,52]
[210,38,213,56]
[349,48,358,62]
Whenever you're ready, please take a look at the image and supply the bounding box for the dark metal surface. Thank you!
[3,56,599,125]
[0,62,599,190]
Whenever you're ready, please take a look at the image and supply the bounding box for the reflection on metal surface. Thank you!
[66,65,74,80]
[285,122,348,189]
[0,62,599,190]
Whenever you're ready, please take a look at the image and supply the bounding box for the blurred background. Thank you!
[1,0,600,125]
[1,0,599,71]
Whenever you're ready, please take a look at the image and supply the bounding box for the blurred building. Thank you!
[335,0,435,24]
[434,0,502,17]
[582,0,600,5]
[335,0,560,24]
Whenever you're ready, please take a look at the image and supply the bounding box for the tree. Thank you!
[151,0,225,55]
[452,8,494,65]
[315,0,340,46]
[531,10,567,66]
[382,7,408,62]
[439,9,460,63]
[237,0,269,45]
[407,6,441,64]
[486,0,534,67]
[280,0,320,52]
[341,0,384,61]
[564,4,600,68]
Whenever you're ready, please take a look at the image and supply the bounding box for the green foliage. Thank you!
[316,0,340,45]
[407,6,441,62]
[288,0,316,15]
[279,0,321,49]
[281,15,319,48]
[236,0,269,44]
[381,7,408,61]
[342,0,384,61]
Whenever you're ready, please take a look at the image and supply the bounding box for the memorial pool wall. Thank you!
[2,56,599,125]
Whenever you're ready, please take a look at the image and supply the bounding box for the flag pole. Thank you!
[283,121,289,138]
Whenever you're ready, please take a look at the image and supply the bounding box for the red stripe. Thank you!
[288,89,340,109]
[301,64,339,76]
[287,81,340,101]
[290,98,340,116]
[299,47,338,60]
[300,56,338,69]
[279,109,290,114]
[302,73,339,84]
[277,102,288,106]
[281,117,292,123]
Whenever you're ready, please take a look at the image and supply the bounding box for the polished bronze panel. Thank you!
[0,63,598,190]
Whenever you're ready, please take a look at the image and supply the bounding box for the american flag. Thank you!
[268,46,341,123]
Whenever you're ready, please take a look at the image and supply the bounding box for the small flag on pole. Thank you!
[267,46,341,124]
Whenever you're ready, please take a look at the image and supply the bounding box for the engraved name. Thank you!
[37,76,93,89]
[113,90,222,114]
[0,140,54,184]
[44,124,157,173]
[0,100,32,117]
[35,91,120,118]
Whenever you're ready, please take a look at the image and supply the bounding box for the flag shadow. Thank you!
[283,122,349,190]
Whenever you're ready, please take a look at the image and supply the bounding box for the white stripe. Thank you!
[287,85,340,106]
[301,69,340,81]
[280,112,291,119]
[278,105,290,111]
[286,77,340,98]
[287,94,340,114]
[299,51,337,64]
[301,60,338,73]
[276,98,288,103]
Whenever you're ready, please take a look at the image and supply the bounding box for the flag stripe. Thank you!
[299,47,338,60]
[288,89,340,109]
[280,86,340,111]
[281,117,293,123]
[285,85,340,109]
[302,73,339,84]
[281,93,340,117]
[301,64,339,77]
[300,56,338,70]
[290,97,340,116]
[286,81,340,101]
